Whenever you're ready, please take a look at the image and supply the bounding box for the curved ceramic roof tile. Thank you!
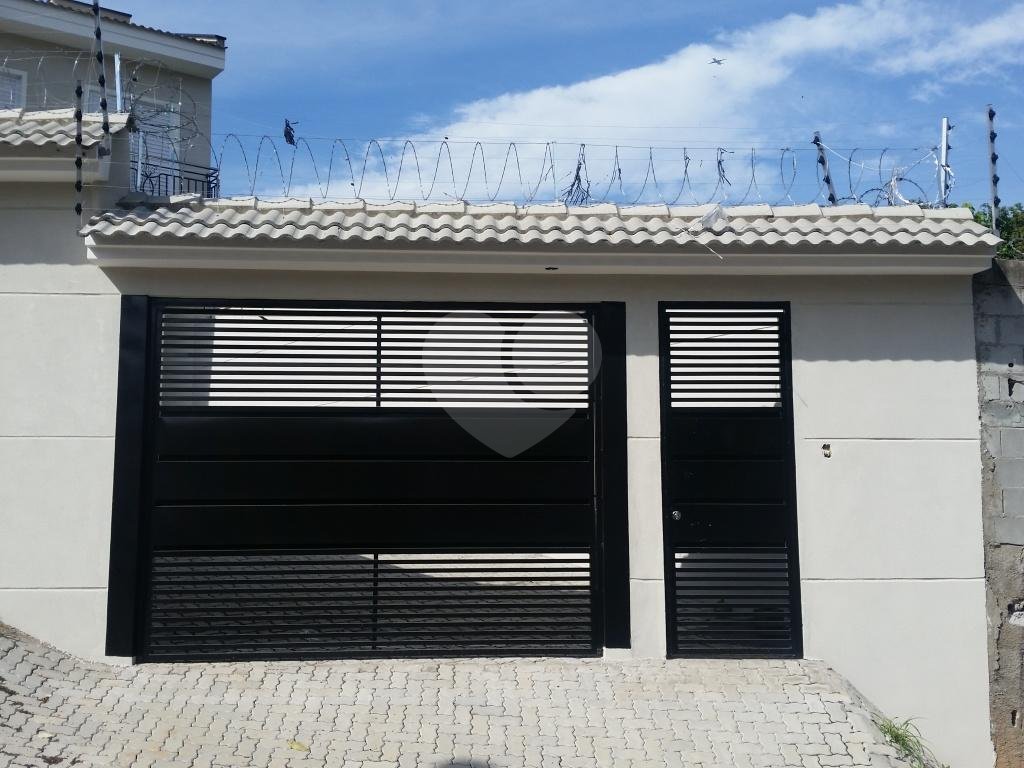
[0,109,130,148]
[81,198,1002,251]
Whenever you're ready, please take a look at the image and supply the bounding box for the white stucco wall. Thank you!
[790,290,991,768]
[0,199,992,765]
[0,186,121,661]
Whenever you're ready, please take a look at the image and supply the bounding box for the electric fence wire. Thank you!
[199,133,946,208]
[6,46,947,209]
[75,132,949,209]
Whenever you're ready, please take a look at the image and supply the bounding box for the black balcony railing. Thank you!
[130,157,220,198]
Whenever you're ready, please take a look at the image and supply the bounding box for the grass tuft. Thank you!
[874,716,949,768]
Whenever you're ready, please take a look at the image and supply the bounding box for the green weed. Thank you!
[874,716,949,768]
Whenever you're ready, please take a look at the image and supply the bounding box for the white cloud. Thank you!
[427,0,1012,147]
[911,80,947,104]
[874,2,1024,78]
[252,0,1024,204]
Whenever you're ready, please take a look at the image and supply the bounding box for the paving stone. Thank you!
[0,625,909,768]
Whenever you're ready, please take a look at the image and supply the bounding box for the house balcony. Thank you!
[130,156,220,198]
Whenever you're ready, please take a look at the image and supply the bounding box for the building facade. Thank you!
[0,3,1007,767]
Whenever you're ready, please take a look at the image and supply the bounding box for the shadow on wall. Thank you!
[0,131,132,268]
[96,269,984,363]
[0,182,92,266]
[791,299,978,363]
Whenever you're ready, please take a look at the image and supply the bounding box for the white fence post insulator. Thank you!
[812,131,838,205]
[135,133,145,192]
[114,51,123,113]
[987,105,1000,236]
[939,117,952,206]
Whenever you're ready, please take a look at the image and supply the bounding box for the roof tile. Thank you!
[81,198,1001,252]
[0,109,129,149]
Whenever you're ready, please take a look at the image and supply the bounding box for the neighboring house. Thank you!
[0,4,1008,768]
[0,0,222,193]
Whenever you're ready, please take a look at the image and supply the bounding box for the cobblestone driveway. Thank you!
[0,625,907,768]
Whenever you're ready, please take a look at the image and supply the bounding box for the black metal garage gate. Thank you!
[659,302,801,658]
[106,299,628,662]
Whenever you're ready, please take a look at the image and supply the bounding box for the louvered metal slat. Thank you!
[144,550,594,660]
[379,310,589,409]
[672,547,795,656]
[158,306,591,409]
[659,302,801,659]
[117,299,615,662]
[159,306,378,407]
[666,308,783,408]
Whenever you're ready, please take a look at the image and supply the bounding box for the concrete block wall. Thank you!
[974,258,1024,767]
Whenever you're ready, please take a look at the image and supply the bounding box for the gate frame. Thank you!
[657,300,803,658]
[105,297,629,659]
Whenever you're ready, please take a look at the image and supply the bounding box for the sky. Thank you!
[112,0,1024,206]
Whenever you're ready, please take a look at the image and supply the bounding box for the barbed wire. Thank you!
[4,48,953,208]
[195,132,948,207]
[76,128,949,208]
[0,50,181,112]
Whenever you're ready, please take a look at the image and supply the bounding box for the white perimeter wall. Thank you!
[0,202,991,766]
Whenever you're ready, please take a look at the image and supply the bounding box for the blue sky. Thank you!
[116,0,1024,206]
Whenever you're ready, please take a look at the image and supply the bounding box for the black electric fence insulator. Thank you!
[986,104,1000,236]
[74,78,84,217]
[812,131,838,205]
[89,0,112,158]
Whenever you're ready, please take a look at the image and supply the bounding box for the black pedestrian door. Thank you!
[659,303,801,657]
[106,299,628,662]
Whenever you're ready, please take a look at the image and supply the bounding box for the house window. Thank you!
[0,67,27,109]
[126,97,184,194]
[133,104,182,165]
